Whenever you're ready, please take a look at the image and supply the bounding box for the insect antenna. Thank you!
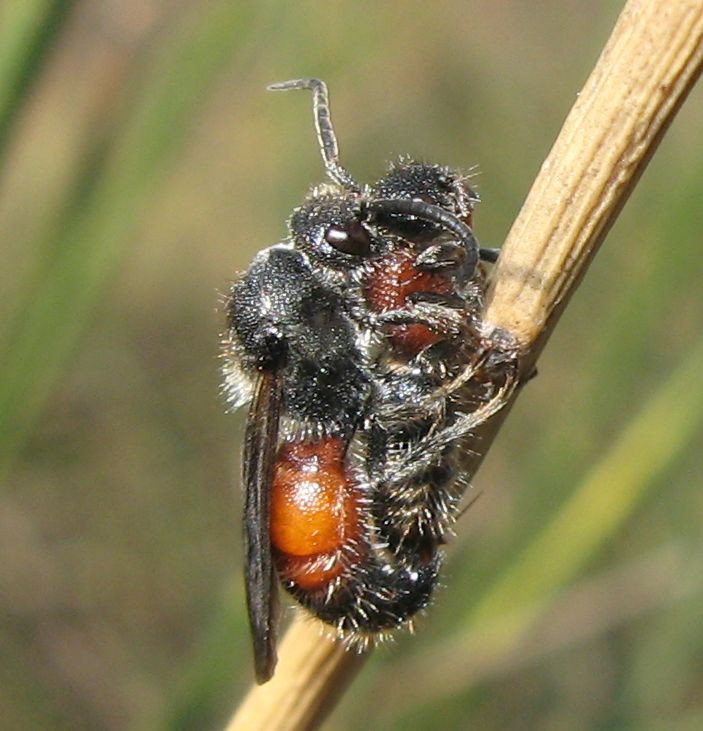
[478,247,500,263]
[365,197,481,275]
[268,78,361,192]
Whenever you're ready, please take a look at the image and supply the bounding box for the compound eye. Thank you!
[324,220,372,256]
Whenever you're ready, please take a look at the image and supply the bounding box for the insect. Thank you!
[221,78,517,683]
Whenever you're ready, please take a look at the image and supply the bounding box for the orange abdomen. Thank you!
[366,248,453,355]
[270,437,363,590]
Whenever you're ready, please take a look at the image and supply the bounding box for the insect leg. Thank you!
[384,367,518,491]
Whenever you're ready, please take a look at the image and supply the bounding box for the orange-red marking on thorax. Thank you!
[270,436,363,590]
[366,247,453,355]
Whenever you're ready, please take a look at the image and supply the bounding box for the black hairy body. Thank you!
[221,78,516,683]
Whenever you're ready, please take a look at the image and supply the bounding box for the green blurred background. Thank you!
[1,1,702,729]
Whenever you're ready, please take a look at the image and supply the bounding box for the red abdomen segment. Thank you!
[366,248,453,355]
[270,436,363,591]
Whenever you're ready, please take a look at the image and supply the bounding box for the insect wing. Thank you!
[243,371,283,683]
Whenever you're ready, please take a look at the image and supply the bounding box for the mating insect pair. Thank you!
[221,78,517,683]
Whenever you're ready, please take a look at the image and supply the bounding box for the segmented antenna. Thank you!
[366,198,481,275]
[267,78,361,192]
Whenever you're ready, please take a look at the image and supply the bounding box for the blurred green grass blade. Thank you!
[639,710,703,731]
[469,331,703,634]
[0,0,258,480]
[584,173,703,422]
[133,582,247,731]
[0,0,76,159]
[517,169,703,509]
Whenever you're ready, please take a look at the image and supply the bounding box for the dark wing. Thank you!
[243,370,283,684]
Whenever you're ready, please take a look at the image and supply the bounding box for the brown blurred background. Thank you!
[1,1,702,729]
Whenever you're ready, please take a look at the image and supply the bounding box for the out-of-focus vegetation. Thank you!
[0,1,701,729]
